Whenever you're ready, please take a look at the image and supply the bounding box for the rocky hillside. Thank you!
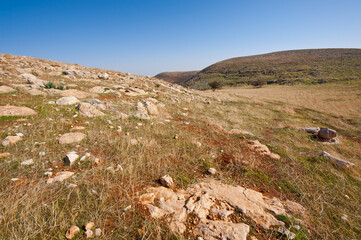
[0,53,360,239]
[154,71,199,85]
[184,48,361,89]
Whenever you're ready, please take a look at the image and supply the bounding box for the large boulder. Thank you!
[58,132,86,144]
[77,102,105,117]
[0,106,37,116]
[56,96,80,105]
[318,128,337,140]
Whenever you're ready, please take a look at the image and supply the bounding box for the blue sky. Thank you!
[1,0,361,76]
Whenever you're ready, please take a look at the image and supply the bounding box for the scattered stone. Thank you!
[318,151,354,168]
[124,205,131,211]
[130,139,138,145]
[115,164,123,171]
[94,228,102,237]
[85,230,93,238]
[39,151,46,156]
[56,96,80,105]
[207,168,217,175]
[65,225,80,239]
[71,126,86,131]
[98,72,109,79]
[0,86,16,93]
[145,100,159,115]
[0,105,37,116]
[58,132,86,144]
[64,151,79,165]
[67,183,77,189]
[0,152,11,159]
[2,135,22,146]
[20,159,34,166]
[85,222,95,230]
[60,89,90,99]
[77,102,105,117]
[247,140,280,160]
[11,178,19,181]
[278,227,296,239]
[106,166,116,174]
[159,174,174,188]
[134,112,150,120]
[44,171,53,176]
[47,171,74,184]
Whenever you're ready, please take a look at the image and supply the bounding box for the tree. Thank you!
[208,81,222,91]
[250,76,266,88]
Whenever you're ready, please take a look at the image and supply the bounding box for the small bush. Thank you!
[208,81,222,91]
[250,77,266,88]
[44,82,55,89]
[57,85,64,90]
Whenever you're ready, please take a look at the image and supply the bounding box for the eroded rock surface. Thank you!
[139,180,304,239]
[0,105,37,116]
[247,140,280,160]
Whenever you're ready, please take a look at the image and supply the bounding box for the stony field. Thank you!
[0,54,360,239]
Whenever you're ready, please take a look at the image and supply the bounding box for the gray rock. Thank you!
[302,127,320,135]
[77,102,105,117]
[318,151,354,168]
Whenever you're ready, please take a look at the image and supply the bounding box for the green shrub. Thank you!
[44,82,55,89]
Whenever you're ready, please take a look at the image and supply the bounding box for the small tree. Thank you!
[208,81,222,91]
[250,77,266,88]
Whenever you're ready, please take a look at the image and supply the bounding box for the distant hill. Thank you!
[154,71,199,85]
[184,48,361,90]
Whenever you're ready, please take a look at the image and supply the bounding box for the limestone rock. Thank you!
[0,105,37,116]
[247,140,280,160]
[0,86,15,93]
[85,230,93,238]
[0,152,11,159]
[21,159,34,166]
[85,222,95,230]
[139,179,304,238]
[64,151,79,165]
[134,112,150,120]
[208,168,217,175]
[159,174,174,188]
[94,228,102,237]
[2,135,22,146]
[195,220,250,240]
[134,102,147,113]
[145,100,159,115]
[58,132,86,144]
[56,96,80,105]
[47,171,74,184]
[60,89,90,99]
[65,225,80,239]
[228,129,255,136]
[98,72,109,79]
[318,151,354,168]
[77,102,105,117]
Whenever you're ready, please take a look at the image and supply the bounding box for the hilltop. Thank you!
[182,48,361,89]
[154,71,199,85]
[0,53,360,239]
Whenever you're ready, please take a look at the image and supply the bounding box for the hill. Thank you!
[184,48,361,89]
[0,53,360,239]
[154,70,199,84]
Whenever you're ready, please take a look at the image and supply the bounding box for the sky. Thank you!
[1,0,361,76]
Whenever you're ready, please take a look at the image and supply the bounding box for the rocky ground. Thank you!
[0,53,359,239]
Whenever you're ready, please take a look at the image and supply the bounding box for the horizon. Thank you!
[1,0,361,76]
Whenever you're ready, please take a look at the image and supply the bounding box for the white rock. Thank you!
[130,139,138,145]
[47,171,74,184]
[64,151,79,165]
[159,174,174,188]
[58,132,86,144]
[85,230,93,238]
[67,183,77,189]
[2,135,22,146]
[207,168,216,175]
[21,159,34,166]
[56,96,80,105]
[39,151,46,156]
[94,228,102,237]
